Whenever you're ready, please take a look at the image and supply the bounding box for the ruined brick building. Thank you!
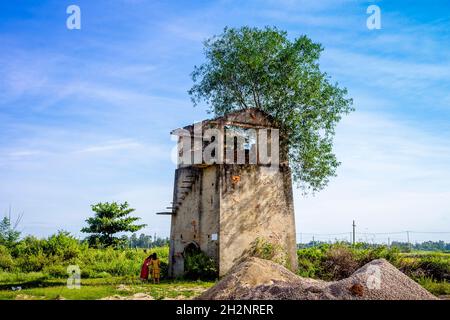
[160,109,297,277]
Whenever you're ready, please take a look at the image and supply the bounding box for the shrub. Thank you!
[44,231,82,260]
[323,245,358,280]
[0,245,14,271]
[43,264,68,278]
[396,252,449,282]
[420,256,449,281]
[297,257,319,278]
[184,250,217,280]
[297,243,400,281]
[297,246,328,278]
[15,252,48,272]
[11,236,45,258]
[354,245,399,265]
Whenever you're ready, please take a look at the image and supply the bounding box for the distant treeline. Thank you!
[298,240,450,252]
[125,233,170,249]
[127,237,448,252]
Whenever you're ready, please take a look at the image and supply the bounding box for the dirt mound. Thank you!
[197,257,437,300]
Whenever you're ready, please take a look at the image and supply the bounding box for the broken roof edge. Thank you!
[170,108,277,135]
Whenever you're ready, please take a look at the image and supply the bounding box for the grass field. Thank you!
[0,274,214,300]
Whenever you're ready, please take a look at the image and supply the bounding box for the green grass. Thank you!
[0,271,49,284]
[0,276,215,300]
[417,278,450,296]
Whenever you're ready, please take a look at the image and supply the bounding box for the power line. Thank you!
[297,232,351,236]
[409,231,450,234]
[296,229,450,244]
[297,231,450,236]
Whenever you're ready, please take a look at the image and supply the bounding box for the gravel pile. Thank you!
[197,257,437,300]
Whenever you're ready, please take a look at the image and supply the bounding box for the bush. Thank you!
[297,243,401,281]
[324,245,359,280]
[44,231,82,260]
[297,246,328,278]
[43,264,68,278]
[354,245,400,265]
[184,251,217,280]
[399,254,450,282]
[17,252,49,272]
[11,236,44,258]
[0,245,14,271]
[416,256,449,281]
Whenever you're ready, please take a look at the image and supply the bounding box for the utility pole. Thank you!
[312,235,315,247]
[352,220,356,245]
[406,231,411,251]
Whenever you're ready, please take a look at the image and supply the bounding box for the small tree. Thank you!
[81,202,146,247]
[189,26,354,193]
[0,208,22,247]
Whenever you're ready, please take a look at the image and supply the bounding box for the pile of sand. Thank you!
[197,257,437,300]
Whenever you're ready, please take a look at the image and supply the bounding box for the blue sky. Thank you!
[1,0,449,243]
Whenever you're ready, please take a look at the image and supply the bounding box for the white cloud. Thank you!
[165,23,209,42]
[75,139,142,154]
[323,48,450,88]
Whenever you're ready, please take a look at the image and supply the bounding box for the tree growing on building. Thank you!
[189,26,354,193]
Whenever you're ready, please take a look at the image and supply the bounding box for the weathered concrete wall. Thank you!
[168,166,220,277]
[169,167,200,277]
[218,164,297,276]
[198,166,220,266]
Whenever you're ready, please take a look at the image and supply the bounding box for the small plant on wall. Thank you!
[249,237,290,269]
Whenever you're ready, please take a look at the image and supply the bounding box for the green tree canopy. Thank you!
[81,202,146,247]
[189,26,354,193]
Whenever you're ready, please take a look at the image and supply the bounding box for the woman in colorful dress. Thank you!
[150,253,161,284]
[139,254,153,281]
